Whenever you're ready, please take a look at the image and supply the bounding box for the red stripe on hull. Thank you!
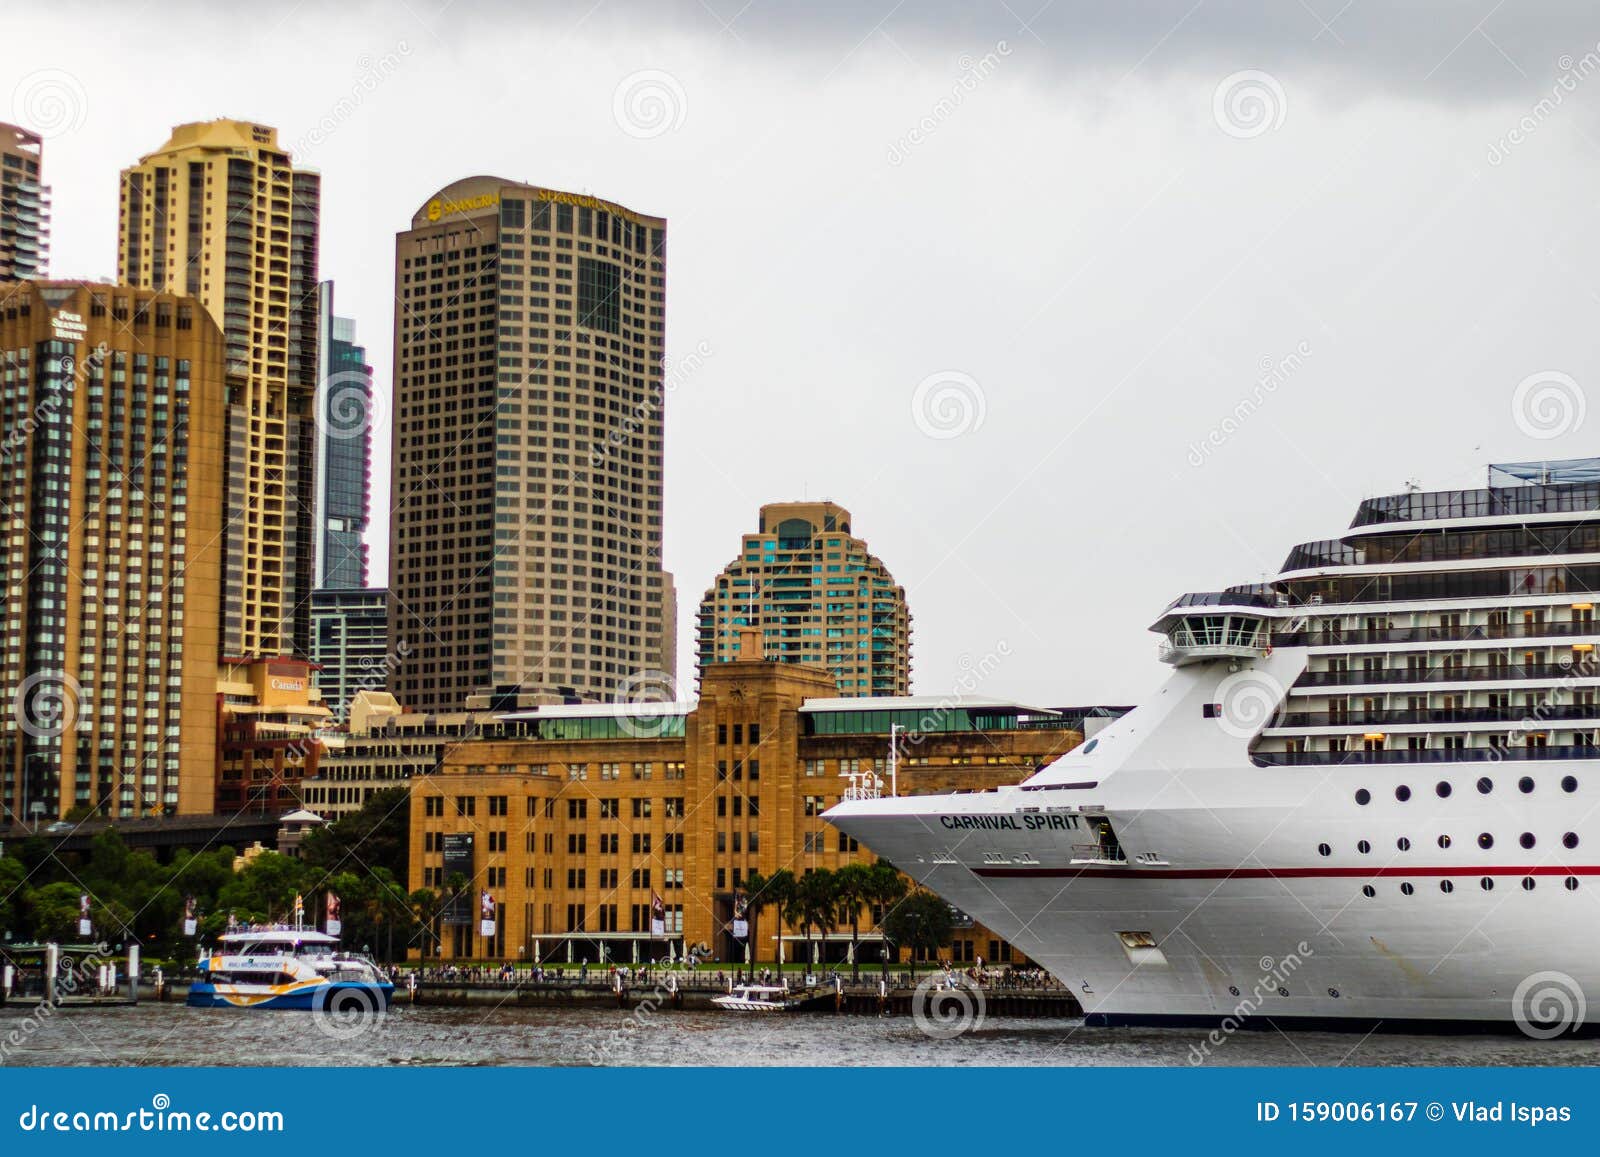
[973,864,1600,879]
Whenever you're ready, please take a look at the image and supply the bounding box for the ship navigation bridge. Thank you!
[1153,591,1277,666]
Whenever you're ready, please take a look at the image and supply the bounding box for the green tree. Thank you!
[881,889,954,971]
[216,852,309,924]
[865,860,909,976]
[299,787,410,878]
[784,869,837,969]
[740,868,794,972]
[0,855,25,933]
[831,863,874,980]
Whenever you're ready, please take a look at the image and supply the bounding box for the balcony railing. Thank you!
[1273,705,1600,728]
[1256,745,1597,766]
[1276,620,1599,647]
[1295,662,1597,688]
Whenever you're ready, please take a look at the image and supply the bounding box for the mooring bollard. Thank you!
[127,944,140,1005]
[44,943,59,1005]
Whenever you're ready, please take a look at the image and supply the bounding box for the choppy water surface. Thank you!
[4,1002,1599,1067]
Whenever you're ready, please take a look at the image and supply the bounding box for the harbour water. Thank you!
[4,1003,1599,1067]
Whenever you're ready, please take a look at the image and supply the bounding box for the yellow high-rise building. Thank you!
[0,281,226,820]
[118,119,320,660]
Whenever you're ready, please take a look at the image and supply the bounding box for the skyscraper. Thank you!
[0,124,50,280]
[311,588,389,722]
[118,119,320,660]
[313,281,371,590]
[389,179,674,713]
[0,282,226,821]
[697,501,913,696]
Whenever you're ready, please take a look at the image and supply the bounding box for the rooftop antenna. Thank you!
[1404,477,1421,494]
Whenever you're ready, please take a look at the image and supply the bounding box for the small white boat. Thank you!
[711,984,791,1012]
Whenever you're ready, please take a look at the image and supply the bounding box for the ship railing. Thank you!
[1255,745,1599,766]
[1272,705,1600,728]
[1294,660,1600,688]
[1070,843,1127,863]
[1274,620,1600,648]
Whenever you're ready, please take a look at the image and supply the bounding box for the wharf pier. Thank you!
[405,971,1082,1018]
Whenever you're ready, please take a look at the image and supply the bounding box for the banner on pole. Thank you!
[479,890,497,938]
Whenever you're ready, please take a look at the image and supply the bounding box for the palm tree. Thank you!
[866,861,909,981]
[793,869,837,971]
[831,863,873,980]
[740,869,794,976]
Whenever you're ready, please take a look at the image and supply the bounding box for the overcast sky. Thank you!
[10,0,1600,707]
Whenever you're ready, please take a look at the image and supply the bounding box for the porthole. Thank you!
[1563,775,1579,793]
[1438,834,1452,849]
[1082,739,1098,754]
[1436,781,1452,798]
[1522,877,1536,891]
[1566,876,1580,891]
[1400,882,1414,896]
[1476,777,1494,795]
[1397,836,1411,852]
[1355,788,1371,806]
[1441,880,1455,893]
[1395,785,1411,802]
[1317,842,1332,857]
[1518,776,1535,794]
[1481,877,1495,891]
[1362,885,1376,898]
[1478,832,1494,850]
[1357,840,1371,855]
[1520,832,1536,849]
[1564,832,1579,850]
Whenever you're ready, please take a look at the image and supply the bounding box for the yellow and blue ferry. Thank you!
[187,927,395,1012]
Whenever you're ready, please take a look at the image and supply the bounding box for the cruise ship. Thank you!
[828,459,1600,1032]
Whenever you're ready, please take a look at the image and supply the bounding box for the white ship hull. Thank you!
[828,651,1600,1031]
